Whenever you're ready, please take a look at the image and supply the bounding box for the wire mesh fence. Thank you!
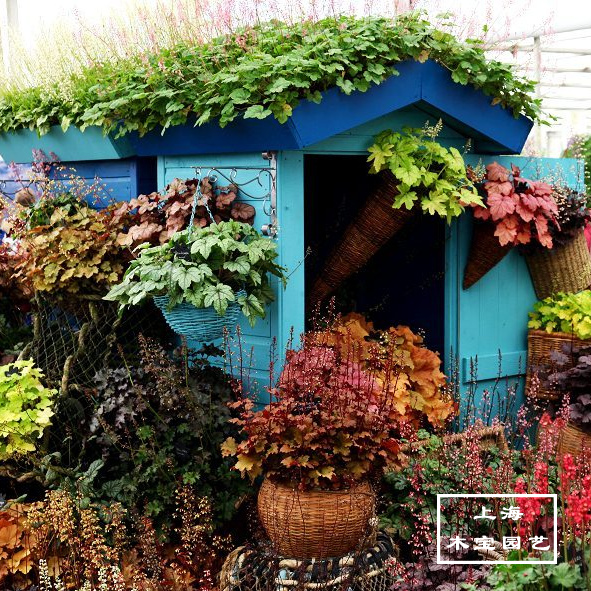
[18,294,174,393]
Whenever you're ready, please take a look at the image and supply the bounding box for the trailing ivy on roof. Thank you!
[0,13,543,138]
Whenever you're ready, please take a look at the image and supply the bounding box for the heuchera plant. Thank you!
[112,177,256,249]
[548,185,591,247]
[105,221,287,327]
[316,313,453,427]
[547,345,591,433]
[367,124,482,222]
[528,290,591,340]
[471,162,557,247]
[0,360,56,459]
[222,331,406,490]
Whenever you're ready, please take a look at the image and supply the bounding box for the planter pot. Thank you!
[308,170,412,308]
[524,230,591,300]
[525,329,589,400]
[463,220,511,289]
[153,291,245,342]
[558,422,591,460]
[0,125,135,163]
[257,478,376,559]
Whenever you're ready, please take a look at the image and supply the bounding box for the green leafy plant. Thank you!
[486,554,586,590]
[105,220,287,327]
[0,360,57,459]
[528,291,591,339]
[367,124,482,222]
[0,14,544,138]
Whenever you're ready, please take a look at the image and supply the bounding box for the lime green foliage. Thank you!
[105,221,287,327]
[0,360,57,459]
[528,291,591,339]
[0,13,542,137]
[367,125,483,222]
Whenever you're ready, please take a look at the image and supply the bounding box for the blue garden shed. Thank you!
[0,60,582,403]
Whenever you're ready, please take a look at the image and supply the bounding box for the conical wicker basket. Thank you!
[258,478,376,559]
[558,422,591,460]
[525,329,589,400]
[153,291,244,342]
[525,230,591,300]
[307,170,412,308]
[463,220,512,289]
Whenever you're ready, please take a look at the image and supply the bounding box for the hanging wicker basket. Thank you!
[308,170,412,308]
[525,329,589,400]
[463,220,512,289]
[153,290,244,342]
[257,478,376,559]
[558,421,591,460]
[524,230,591,300]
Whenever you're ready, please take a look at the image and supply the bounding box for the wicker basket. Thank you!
[153,290,244,342]
[308,170,412,308]
[463,220,512,289]
[525,230,591,300]
[258,478,376,559]
[525,329,589,400]
[558,422,591,460]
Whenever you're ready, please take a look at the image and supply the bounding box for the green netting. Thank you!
[18,294,173,393]
[220,533,398,591]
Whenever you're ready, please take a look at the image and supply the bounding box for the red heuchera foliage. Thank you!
[222,337,405,490]
[472,162,557,247]
[113,177,256,249]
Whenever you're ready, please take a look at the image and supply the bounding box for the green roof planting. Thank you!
[0,13,542,138]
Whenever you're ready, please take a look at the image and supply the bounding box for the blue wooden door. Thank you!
[446,156,584,416]
[158,153,280,397]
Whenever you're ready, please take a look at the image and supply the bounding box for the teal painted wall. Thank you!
[159,115,584,418]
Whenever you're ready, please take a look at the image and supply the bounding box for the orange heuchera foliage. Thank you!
[0,503,38,585]
[313,313,454,427]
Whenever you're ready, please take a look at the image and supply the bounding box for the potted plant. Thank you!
[527,290,591,400]
[544,344,591,459]
[308,123,481,307]
[222,331,406,559]
[105,220,287,341]
[463,162,557,289]
[521,185,591,299]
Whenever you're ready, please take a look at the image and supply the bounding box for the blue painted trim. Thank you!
[129,60,532,157]
[0,126,135,163]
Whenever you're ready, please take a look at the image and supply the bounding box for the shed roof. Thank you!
[130,60,533,157]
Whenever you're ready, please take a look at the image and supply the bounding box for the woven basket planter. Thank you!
[153,291,244,342]
[525,329,589,400]
[258,478,376,559]
[525,230,591,300]
[308,170,412,308]
[558,422,591,460]
[463,220,512,289]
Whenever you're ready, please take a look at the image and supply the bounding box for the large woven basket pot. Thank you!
[525,230,591,300]
[463,220,512,289]
[258,478,376,559]
[307,170,412,308]
[525,329,589,400]
[153,291,244,342]
[558,422,591,460]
